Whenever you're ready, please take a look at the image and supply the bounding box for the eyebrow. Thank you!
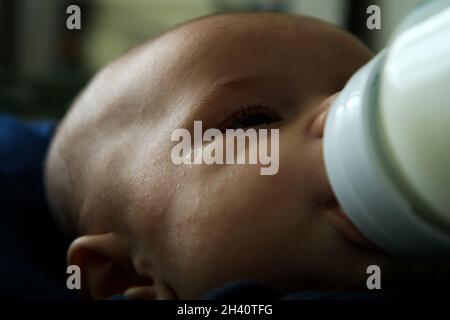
[183,74,266,128]
[214,74,264,91]
[196,74,268,109]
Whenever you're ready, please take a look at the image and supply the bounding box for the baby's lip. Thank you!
[315,93,380,252]
[323,192,380,252]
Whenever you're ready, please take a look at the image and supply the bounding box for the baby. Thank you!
[45,12,449,299]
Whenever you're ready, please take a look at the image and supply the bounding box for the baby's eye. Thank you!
[219,105,282,130]
[229,113,273,129]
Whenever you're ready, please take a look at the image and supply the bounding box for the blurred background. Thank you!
[0,0,422,120]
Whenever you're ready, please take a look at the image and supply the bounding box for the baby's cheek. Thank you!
[164,155,314,297]
[159,168,250,274]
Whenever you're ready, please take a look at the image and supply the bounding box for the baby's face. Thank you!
[62,14,427,299]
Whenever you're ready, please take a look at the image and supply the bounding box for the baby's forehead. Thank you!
[74,14,371,134]
[147,13,357,75]
[100,14,368,112]
[106,14,359,78]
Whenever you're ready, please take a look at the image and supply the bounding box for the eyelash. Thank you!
[218,103,282,131]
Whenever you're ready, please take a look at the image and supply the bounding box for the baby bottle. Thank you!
[323,0,450,257]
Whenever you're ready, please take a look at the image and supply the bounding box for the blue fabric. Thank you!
[201,282,283,300]
[0,114,79,299]
[201,282,448,300]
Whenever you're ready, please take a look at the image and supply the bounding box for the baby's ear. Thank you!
[67,233,176,300]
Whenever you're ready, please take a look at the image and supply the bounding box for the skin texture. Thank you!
[45,13,449,300]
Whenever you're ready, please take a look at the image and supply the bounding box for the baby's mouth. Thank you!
[325,195,350,222]
[323,192,380,252]
[314,95,380,252]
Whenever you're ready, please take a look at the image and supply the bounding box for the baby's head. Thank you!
[45,13,442,299]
